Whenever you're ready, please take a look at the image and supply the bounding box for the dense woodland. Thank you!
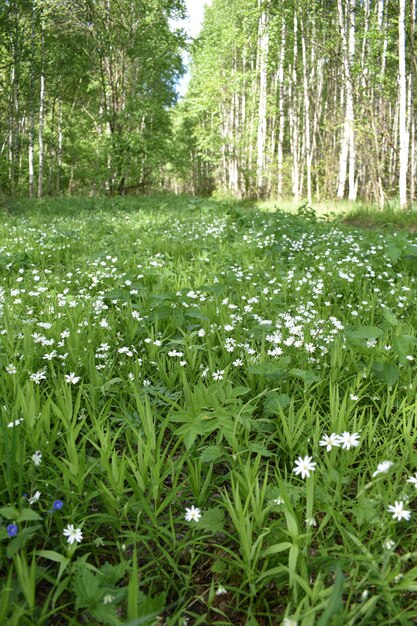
[0,0,185,196]
[1,0,416,207]
[178,0,417,207]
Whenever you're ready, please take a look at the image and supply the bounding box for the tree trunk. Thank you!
[38,26,45,198]
[256,1,269,198]
[337,0,356,200]
[301,15,312,204]
[277,20,286,198]
[290,9,300,202]
[398,0,408,209]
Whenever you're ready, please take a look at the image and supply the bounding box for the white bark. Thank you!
[277,20,286,197]
[398,0,408,209]
[57,100,63,192]
[256,2,269,197]
[337,0,356,200]
[301,19,312,204]
[38,70,44,198]
[291,10,299,201]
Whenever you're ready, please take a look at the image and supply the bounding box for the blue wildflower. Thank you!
[7,523,18,537]
[52,500,64,511]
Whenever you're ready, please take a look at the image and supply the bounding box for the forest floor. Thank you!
[1,194,417,625]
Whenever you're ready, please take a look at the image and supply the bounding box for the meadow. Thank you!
[1,194,417,625]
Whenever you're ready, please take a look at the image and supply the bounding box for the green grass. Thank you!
[1,194,417,625]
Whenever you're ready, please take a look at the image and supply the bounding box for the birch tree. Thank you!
[399,0,409,209]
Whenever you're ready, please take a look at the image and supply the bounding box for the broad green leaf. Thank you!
[0,506,18,519]
[200,445,223,462]
[372,363,400,386]
[264,392,291,415]
[345,326,384,340]
[199,507,225,533]
[289,368,320,385]
[17,508,42,522]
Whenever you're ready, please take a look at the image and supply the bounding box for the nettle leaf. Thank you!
[130,591,167,624]
[211,560,226,574]
[248,364,286,380]
[289,368,321,386]
[345,326,384,340]
[264,392,291,415]
[248,442,274,457]
[73,568,102,610]
[102,288,129,302]
[381,307,399,327]
[386,242,403,263]
[98,562,127,586]
[199,507,225,533]
[352,497,379,527]
[200,445,224,462]
[185,309,209,321]
[372,362,400,386]
[17,508,42,522]
[394,334,417,359]
[89,605,120,626]
[0,506,18,520]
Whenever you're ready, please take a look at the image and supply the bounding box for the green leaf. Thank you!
[372,363,400,386]
[17,508,42,522]
[185,309,209,321]
[386,242,402,263]
[6,526,41,558]
[248,442,273,457]
[352,497,379,527]
[200,445,223,462]
[289,368,321,385]
[0,506,18,520]
[37,550,70,565]
[199,507,225,533]
[98,562,127,585]
[102,288,129,302]
[248,364,286,379]
[73,567,102,610]
[381,307,399,327]
[264,392,291,415]
[345,326,384,340]
[211,560,226,574]
[262,541,292,557]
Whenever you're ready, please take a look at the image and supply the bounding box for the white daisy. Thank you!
[319,433,341,452]
[339,432,360,450]
[293,455,317,479]
[185,505,201,523]
[387,501,411,521]
[63,524,83,544]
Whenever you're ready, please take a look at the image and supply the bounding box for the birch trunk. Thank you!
[398,0,408,209]
[291,10,300,202]
[256,2,269,198]
[277,20,286,198]
[29,5,36,197]
[301,17,312,204]
[57,100,63,193]
[337,0,356,200]
[38,26,45,198]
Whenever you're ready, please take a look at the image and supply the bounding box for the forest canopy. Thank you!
[0,0,186,196]
[0,0,416,207]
